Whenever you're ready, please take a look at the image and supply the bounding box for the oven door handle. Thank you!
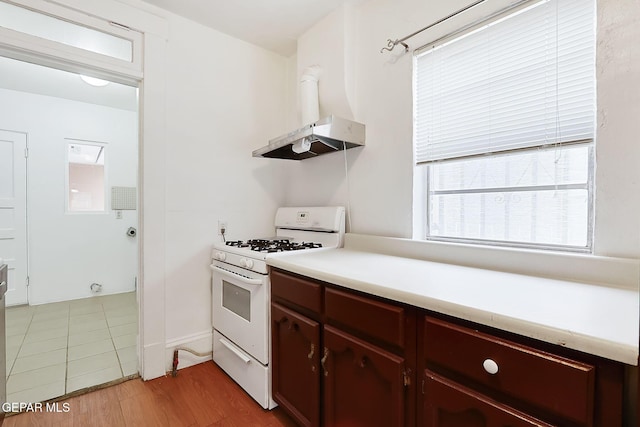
[218,336,252,364]
[210,265,263,286]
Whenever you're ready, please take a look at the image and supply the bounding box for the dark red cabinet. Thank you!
[270,269,624,427]
[271,269,414,427]
[272,303,321,427]
[423,371,554,427]
[419,315,623,427]
[323,325,406,427]
[423,316,595,425]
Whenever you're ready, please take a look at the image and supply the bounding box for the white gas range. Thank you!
[210,206,345,409]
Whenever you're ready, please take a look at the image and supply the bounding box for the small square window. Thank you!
[67,141,106,212]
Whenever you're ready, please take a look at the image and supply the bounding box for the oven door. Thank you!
[211,261,269,365]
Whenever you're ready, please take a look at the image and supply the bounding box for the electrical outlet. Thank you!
[218,220,227,236]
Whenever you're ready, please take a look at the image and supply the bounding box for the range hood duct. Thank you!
[252,115,365,160]
[253,65,364,160]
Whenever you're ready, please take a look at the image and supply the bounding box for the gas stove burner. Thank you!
[225,240,250,248]
[225,239,323,253]
[224,238,324,253]
[292,242,323,250]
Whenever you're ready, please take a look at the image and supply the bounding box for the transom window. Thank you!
[413,0,596,251]
[0,1,132,61]
[0,0,143,80]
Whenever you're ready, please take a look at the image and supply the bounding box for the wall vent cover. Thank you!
[111,186,136,210]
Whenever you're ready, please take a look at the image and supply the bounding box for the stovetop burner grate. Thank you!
[225,239,322,253]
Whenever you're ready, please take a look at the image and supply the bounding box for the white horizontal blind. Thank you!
[414,0,595,163]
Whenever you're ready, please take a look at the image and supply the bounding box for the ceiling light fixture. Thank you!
[80,75,110,87]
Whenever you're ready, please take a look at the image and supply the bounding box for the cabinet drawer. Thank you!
[271,269,322,314]
[325,287,405,349]
[423,370,554,427]
[424,316,595,425]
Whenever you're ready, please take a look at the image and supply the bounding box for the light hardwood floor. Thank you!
[3,361,298,427]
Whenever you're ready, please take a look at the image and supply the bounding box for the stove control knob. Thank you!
[215,252,226,262]
[241,258,254,269]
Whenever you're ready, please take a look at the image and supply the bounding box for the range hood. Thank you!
[252,115,365,160]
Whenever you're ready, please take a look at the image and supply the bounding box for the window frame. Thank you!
[420,144,595,253]
[0,0,143,85]
[65,139,109,214]
[412,0,596,253]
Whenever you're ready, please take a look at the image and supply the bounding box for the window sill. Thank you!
[345,233,639,291]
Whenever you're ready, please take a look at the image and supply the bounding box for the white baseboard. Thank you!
[142,341,166,380]
[165,330,213,372]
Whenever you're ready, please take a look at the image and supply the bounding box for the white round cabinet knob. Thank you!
[483,359,499,375]
[215,252,226,261]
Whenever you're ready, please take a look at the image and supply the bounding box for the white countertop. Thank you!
[267,248,639,365]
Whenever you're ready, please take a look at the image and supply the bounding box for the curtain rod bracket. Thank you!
[380,0,486,54]
[380,39,409,54]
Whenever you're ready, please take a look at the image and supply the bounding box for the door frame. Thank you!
[0,0,169,380]
[0,129,29,306]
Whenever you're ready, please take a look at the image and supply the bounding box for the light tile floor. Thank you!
[5,292,138,403]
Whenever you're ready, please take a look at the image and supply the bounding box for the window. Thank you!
[413,0,595,251]
[0,0,143,78]
[0,1,132,61]
[67,141,106,212]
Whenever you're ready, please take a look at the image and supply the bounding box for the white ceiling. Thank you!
[141,0,357,56]
[0,1,355,109]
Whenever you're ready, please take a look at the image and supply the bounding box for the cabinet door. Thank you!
[272,303,321,427]
[422,370,555,427]
[323,325,406,427]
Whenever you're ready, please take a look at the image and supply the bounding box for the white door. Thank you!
[0,130,28,306]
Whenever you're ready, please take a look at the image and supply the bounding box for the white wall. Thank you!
[160,12,288,362]
[22,0,636,380]
[0,87,138,304]
[27,0,290,377]
[285,0,640,261]
[594,0,640,258]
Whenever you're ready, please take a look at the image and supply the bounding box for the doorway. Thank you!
[0,130,27,306]
[0,56,139,403]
